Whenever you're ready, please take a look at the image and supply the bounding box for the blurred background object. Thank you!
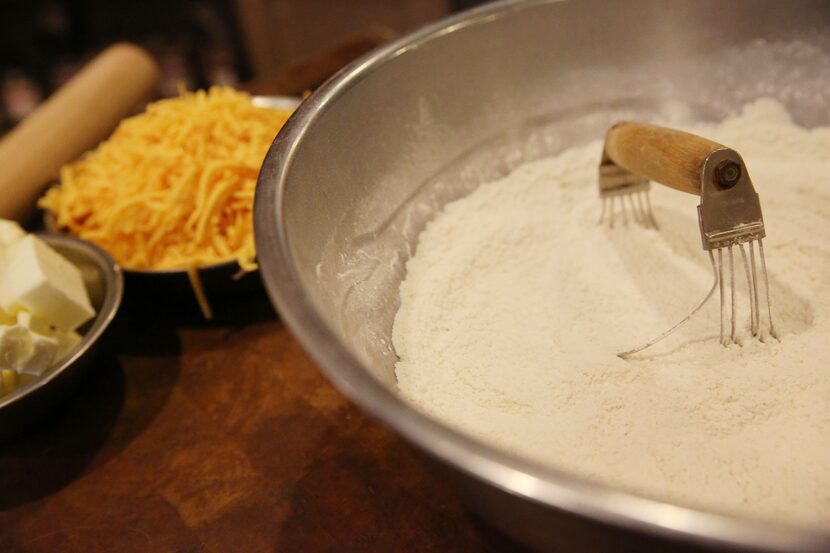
[234,0,448,78]
[0,44,159,222]
[0,0,487,134]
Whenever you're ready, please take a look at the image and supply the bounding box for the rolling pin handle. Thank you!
[0,43,159,222]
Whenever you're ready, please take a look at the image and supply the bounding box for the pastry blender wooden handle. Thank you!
[602,122,728,196]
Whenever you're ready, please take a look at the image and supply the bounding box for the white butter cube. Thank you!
[19,331,60,376]
[0,310,76,376]
[16,310,55,334]
[16,310,32,327]
[0,324,31,369]
[57,330,82,358]
[0,235,94,331]
[0,219,25,248]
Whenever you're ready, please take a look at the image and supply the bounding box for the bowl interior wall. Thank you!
[280,0,830,388]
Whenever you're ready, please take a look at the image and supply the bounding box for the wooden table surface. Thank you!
[0,32,538,553]
[0,286,524,552]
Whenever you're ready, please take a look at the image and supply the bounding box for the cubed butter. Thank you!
[0,219,25,248]
[16,310,55,335]
[20,331,60,376]
[0,324,31,369]
[0,311,75,376]
[57,330,82,358]
[0,235,94,331]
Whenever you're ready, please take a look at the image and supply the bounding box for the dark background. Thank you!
[0,0,485,131]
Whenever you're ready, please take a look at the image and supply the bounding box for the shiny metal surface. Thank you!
[698,149,774,346]
[254,1,830,550]
[0,233,123,441]
[603,126,772,352]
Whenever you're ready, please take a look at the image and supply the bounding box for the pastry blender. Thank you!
[598,122,778,356]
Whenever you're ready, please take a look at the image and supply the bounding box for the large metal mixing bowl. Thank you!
[254,1,830,550]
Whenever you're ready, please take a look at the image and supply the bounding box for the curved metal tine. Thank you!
[635,194,644,225]
[609,196,616,229]
[739,242,758,336]
[598,197,608,225]
[749,241,761,336]
[631,192,646,226]
[643,191,658,229]
[729,245,737,344]
[637,191,648,228]
[758,239,778,340]
[631,192,648,224]
[618,249,719,358]
[639,192,652,228]
[717,248,726,346]
[620,194,628,227]
[625,193,638,225]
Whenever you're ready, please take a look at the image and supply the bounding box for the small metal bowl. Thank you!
[0,233,123,441]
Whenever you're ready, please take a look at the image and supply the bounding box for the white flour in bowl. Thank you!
[392,99,830,528]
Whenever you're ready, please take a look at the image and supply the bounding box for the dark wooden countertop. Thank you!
[0,288,517,552]
[0,37,533,551]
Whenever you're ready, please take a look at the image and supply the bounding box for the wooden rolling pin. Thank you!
[0,43,159,222]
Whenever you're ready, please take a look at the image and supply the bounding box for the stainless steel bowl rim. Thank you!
[254,1,830,550]
[0,233,123,409]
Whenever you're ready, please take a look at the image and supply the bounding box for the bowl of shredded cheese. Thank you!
[39,88,299,317]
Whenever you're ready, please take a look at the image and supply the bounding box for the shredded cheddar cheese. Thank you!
[39,87,292,272]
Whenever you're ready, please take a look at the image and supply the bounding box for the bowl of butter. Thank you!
[0,219,122,440]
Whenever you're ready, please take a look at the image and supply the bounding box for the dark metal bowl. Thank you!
[0,233,123,440]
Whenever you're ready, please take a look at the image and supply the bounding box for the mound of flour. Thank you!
[393,99,830,528]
